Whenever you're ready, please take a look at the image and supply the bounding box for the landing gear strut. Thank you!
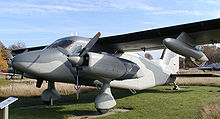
[41,81,60,105]
[173,82,179,90]
[95,83,116,114]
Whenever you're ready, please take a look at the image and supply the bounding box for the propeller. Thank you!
[6,51,13,61]
[6,51,15,79]
[57,32,101,100]
[6,51,24,79]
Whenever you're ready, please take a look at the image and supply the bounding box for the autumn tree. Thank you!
[201,45,220,64]
[0,41,9,70]
[9,41,26,50]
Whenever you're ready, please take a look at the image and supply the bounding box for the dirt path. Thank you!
[68,109,129,119]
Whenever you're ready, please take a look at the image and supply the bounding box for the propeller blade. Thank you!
[79,32,101,57]
[6,51,13,60]
[76,66,79,100]
[7,61,13,67]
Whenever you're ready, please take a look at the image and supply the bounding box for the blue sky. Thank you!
[0,0,220,58]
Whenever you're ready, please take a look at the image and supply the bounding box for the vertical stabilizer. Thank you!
[160,49,179,73]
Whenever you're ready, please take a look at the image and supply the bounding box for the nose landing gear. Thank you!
[41,81,60,105]
[173,82,179,90]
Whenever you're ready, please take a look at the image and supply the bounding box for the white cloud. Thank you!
[0,27,52,34]
[150,10,203,16]
[0,0,156,15]
[1,0,215,18]
[205,0,220,5]
[109,0,155,11]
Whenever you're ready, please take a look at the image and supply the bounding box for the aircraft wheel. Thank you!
[96,108,109,114]
[43,101,51,105]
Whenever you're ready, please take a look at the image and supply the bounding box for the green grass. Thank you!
[0,78,10,87]
[0,85,220,119]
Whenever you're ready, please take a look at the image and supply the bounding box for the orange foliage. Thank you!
[0,41,9,70]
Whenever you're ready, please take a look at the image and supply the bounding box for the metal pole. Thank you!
[50,97,53,106]
[3,106,8,119]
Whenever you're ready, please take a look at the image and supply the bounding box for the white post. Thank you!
[0,97,18,119]
[50,97,53,106]
[3,106,8,119]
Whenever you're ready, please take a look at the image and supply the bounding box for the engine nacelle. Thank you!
[81,52,140,80]
[163,32,208,61]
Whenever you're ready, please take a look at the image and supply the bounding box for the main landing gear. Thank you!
[173,82,179,90]
[95,83,116,114]
[39,80,116,114]
[41,81,60,105]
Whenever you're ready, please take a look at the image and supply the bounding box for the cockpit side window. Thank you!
[72,45,82,53]
[48,39,73,48]
[47,39,84,53]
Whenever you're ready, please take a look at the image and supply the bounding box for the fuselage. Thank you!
[110,53,173,90]
[10,36,178,90]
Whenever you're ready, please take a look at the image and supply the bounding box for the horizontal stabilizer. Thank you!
[171,73,220,77]
[12,45,47,54]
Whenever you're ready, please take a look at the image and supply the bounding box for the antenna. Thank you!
[70,32,73,36]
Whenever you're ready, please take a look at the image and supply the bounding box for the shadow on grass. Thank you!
[8,106,98,119]
[0,86,192,106]
[167,83,220,88]
[60,110,98,116]
[0,86,193,118]
[138,89,192,94]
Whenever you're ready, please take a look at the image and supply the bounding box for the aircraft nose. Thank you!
[1,69,8,73]
[12,54,27,70]
[12,52,40,72]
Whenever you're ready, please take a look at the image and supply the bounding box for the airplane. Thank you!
[198,63,220,71]
[184,62,220,71]
[0,67,23,79]
[6,18,220,114]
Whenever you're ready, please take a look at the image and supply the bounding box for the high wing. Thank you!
[97,18,220,53]
[11,18,220,54]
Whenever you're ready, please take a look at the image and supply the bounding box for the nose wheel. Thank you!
[96,109,109,114]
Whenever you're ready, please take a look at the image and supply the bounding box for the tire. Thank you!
[96,108,109,114]
[43,101,51,105]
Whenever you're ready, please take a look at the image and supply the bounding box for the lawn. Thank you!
[0,78,10,87]
[0,85,220,119]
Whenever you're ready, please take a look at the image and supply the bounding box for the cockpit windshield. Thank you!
[47,38,83,53]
